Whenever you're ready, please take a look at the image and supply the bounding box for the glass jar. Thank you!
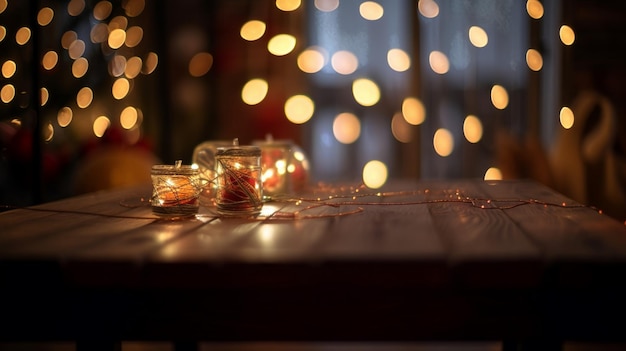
[151,164,201,218]
[215,145,263,216]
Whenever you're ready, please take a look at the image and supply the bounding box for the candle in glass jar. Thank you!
[215,143,263,217]
[151,162,201,218]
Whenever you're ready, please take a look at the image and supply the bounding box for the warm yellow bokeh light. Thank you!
[241,78,269,105]
[240,20,266,41]
[109,16,128,31]
[93,115,111,138]
[2,60,16,78]
[38,7,54,26]
[41,87,49,106]
[331,50,358,75]
[315,0,339,12]
[91,23,108,43]
[526,0,544,19]
[429,51,449,74]
[120,106,138,129]
[402,97,426,125]
[491,84,509,110]
[0,26,6,42]
[391,112,412,143]
[57,107,73,127]
[560,106,574,129]
[433,128,454,157]
[108,28,126,49]
[560,25,575,45]
[76,87,93,108]
[418,0,439,18]
[387,48,411,72]
[360,1,384,21]
[469,26,488,48]
[68,39,86,59]
[484,167,503,181]
[268,34,297,56]
[112,77,130,99]
[125,56,142,78]
[44,123,54,142]
[124,0,145,17]
[1,84,15,103]
[285,95,315,124]
[93,1,112,20]
[276,0,301,11]
[463,115,483,143]
[363,160,388,189]
[189,52,213,77]
[111,55,127,78]
[352,78,380,107]
[298,47,326,73]
[16,27,31,45]
[68,0,86,16]
[125,26,143,48]
[62,31,78,49]
[72,57,89,78]
[0,0,6,14]
[42,51,59,70]
[143,52,158,74]
[526,49,543,71]
[333,112,361,144]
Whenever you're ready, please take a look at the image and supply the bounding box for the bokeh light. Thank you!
[402,97,426,125]
[68,39,86,59]
[560,106,574,129]
[112,77,130,99]
[42,51,59,70]
[526,0,544,19]
[333,112,361,144]
[359,1,384,21]
[0,26,6,42]
[298,47,326,73]
[362,160,388,189]
[37,7,54,26]
[560,25,575,45]
[484,167,503,180]
[241,78,269,105]
[189,52,213,77]
[93,115,111,137]
[268,34,297,56]
[57,107,73,127]
[526,49,543,71]
[285,95,315,124]
[276,0,301,11]
[76,87,94,108]
[469,26,488,48]
[125,26,143,47]
[120,106,138,129]
[15,27,31,45]
[463,115,483,143]
[68,0,86,17]
[429,50,449,74]
[93,1,113,20]
[240,20,266,41]
[108,28,126,49]
[391,112,412,143]
[143,52,158,74]
[2,60,16,78]
[44,123,54,142]
[72,57,89,78]
[40,87,49,106]
[125,56,142,78]
[490,84,509,110]
[418,0,439,18]
[1,84,15,103]
[352,78,380,106]
[331,50,358,75]
[387,48,411,72]
[315,0,339,12]
[433,128,454,157]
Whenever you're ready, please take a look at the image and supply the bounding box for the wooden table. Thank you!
[1,179,625,350]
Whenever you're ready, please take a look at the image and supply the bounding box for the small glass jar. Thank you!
[215,145,263,217]
[151,164,201,218]
[192,140,233,206]
[252,139,291,197]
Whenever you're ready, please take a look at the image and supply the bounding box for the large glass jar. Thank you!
[215,145,263,217]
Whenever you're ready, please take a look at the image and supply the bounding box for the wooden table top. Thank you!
[1,179,625,343]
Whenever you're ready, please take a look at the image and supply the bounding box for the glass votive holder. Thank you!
[192,140,233,206]
[151,163,201,219]
[215,145,263,217]
[252,139,291,197]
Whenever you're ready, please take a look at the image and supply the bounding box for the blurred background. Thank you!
[0,0,624,221]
